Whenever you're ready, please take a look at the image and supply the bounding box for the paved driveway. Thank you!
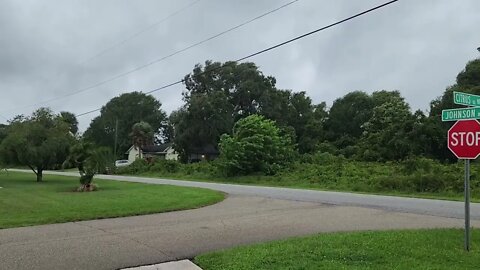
[1,170,479,270]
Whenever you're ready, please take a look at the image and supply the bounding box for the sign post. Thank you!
[465,159,470,251]
[442,91,480,252]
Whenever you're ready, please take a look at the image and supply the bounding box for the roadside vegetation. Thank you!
[116,155,480,201]
[0,172,224,229]
[195,229,480,270]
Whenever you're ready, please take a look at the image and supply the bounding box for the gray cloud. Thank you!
[0,0,479,131]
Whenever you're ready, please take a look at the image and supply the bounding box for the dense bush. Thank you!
[218,115,295,176]
[150,159,180,174]
[116,159,151,175]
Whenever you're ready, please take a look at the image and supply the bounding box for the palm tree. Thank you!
[64,141,111,191]
[130,121,154,150]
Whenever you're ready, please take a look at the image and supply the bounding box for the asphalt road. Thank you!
[31,170,480,219]
[1,170,479,270]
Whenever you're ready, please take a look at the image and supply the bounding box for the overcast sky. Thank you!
[1,0,479,131]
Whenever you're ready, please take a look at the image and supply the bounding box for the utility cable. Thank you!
[77,0,399,117]
[4,0,299,115]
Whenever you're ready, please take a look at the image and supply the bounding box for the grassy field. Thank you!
[196,229,480,270]
[0,172,224,229]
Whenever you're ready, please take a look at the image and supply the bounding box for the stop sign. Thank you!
[448,120,480,159]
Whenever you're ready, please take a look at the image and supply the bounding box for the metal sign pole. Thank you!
[465,159,471,252]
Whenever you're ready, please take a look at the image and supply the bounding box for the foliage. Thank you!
[83,92,166,157]
[173,61,328,160]
[64,141,112,191]
[218,115,295,176]
[59,111,79,135]
[116,154,479,201]
[195,229,480,270]
[0,108,74,182]
[325,91,373,148]
[115,158,151,175]
[130,121,154,150]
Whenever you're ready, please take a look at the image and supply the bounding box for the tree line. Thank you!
[1,58,479,180]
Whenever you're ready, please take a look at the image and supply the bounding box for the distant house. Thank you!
[188,144,219,163]
[126,143,178,163]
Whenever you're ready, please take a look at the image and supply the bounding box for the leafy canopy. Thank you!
[84,92,166,156]
[0,108,74,182]
[218,115,295,176]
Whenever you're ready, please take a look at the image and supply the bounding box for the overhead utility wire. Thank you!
[6,0,299,115]
[81,0,203,64]
[0,0,202,117]
[77,0,399,117]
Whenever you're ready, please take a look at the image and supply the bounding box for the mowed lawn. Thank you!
[0,172,224,229]
[196,229,480,270]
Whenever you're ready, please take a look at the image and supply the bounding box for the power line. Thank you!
[77,0,399,118]
[5,0,300,115]
[80,0,204,65]
[0,0,203,118]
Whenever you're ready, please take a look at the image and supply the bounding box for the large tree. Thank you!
[174,60,324,159]
[0,108,74,182]
[325,91,374,148]
[83,92,166,157]
[358,92,414,161]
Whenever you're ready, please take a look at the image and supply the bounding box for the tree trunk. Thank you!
[36,169,43,182]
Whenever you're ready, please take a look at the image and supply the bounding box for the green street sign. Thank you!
[442,107,480,122]
[453,91,480,107]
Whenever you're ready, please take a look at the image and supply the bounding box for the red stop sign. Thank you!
[448,120,480,159]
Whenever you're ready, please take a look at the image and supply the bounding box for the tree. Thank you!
[325,91,374,148]
[130,121,154,150]
[358,93,414,161]
[426,59,480,161]
[83,92,166,157]
[172,91,233,162]
[0,108,73,182]
[60,111,79,135]
[64,141,111,191]
[218,115,295,176]
[175,60,320,159]
[0,124,8,145]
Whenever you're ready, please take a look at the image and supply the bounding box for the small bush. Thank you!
[116,159,150,175]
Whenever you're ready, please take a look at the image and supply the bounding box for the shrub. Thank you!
[116,159,150,175]
[218,115,295,176]
[150,159,180,174]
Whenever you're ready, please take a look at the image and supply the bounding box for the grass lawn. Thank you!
[195,229,480,270]
[0,172,224,229]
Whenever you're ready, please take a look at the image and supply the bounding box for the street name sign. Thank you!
[442,107,480,122]
[454,91,480,107]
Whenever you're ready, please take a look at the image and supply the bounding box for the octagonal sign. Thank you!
[448,120,480,159]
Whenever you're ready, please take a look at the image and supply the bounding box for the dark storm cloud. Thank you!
[0,0,479,131]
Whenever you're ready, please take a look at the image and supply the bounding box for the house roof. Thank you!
[141,143,172,154]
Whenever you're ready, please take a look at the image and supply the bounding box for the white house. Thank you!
[125,143,179,163]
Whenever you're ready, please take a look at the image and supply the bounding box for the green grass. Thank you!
[0,172,224,229]
[195,229,480,270]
